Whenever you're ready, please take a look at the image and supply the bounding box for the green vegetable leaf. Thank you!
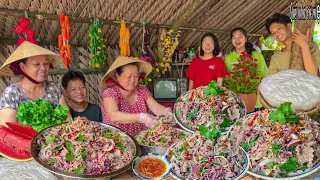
[137,137,144,143]
[179,147,186,152]
[48,159,57,166]
[242,134,259,151]
[219,117,231,129]
[219,152,226,156]
[301,163,308,171]
[65,141,74,153]
[203,80,224,96]
[178,134,186,140]
[47,134,56,144]
[102,132,113,138]
[235,121,241,126]
[74,166,85,174]
[177,109,182,117]
[272,144,282,154]
[116,134,121,141]
[279,173,287,178]
[76,134,85,142]
[242,142,251,151]
[66,153,74,161]
[230,134,235,142]
[200,166,205,173]
[279,157,298,173]
[212,110,218,118]
[186,169,191,174]
[159,137,166,143]
[267,162,276,169]
[117,141,122,148]
[269,102,299,124]
[150,142,156,147]
[81,149,88,158]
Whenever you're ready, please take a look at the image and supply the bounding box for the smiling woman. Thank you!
[0,41,71,126]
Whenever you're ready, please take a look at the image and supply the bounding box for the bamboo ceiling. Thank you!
[0,0,290,51]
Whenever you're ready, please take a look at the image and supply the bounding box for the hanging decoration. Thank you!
[88,18,107,68]
[119,20,130,56]
[142,29,180,86]
[58,13,71,69]
[259,36,285,52]
[14,12,38,46]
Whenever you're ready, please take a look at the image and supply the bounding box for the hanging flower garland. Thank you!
[142,29,180,86]
[88,18,107,68]
[259,36,285,52]
[14,12,38,46]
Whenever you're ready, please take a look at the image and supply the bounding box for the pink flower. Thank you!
[245,81,250,86]
[245,61,250,65]
[238,67,244,72]
[229,72,235,77]
[243,69,250,75]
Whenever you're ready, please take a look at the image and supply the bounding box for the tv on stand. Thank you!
[152,78,188,102]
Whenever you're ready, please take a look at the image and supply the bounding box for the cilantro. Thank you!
[301,163,308,171]
[76,134,85,142]
[235,121,241,126]
[137,137,144,143]
[219,152,226,156]
[188,106,200,121]
[279,157,298,173]
[199,124,219,140]
[55,145,63,151]
[81,149,88,158]
[267,162,276,169]
[272,144,282,154]
[65,141,74,153]
[170,152,176,158]
[212,110,218,118]
[186,169,191,174]
[66,153,74,161]
[179,147,186,152]
[102,132,113,138]
[150,142,156,147]
[269,102,299,124]
[230,134,235,142]
[279,173,287,178]
[116,134,121,141]
[47,134,56,144]
[219,116,231,129]
[74,166,85,174]
[16,99,69,132]
[200,166,205,173]
[159,137,166,143]
[286,146,297,154]
[117,141,122,148]
[48,159,57,166]
[203,80,224,96]
[176,109,182,117]
[242,134,259,151]
[178,133,186,140]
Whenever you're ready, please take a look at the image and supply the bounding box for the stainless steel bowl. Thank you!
[133,128,191,155]
[31,122,140,180]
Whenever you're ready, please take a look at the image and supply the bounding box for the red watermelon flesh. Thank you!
[0,140,32,161]
[0,126,32,140]
[5,122,38,137]
[0,128,32,157]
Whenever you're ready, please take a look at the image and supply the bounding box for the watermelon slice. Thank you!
[0,128,33,162]
[5,122,38,137]
[0,126,32,140]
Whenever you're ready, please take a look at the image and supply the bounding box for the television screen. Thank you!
[153,79,177,100]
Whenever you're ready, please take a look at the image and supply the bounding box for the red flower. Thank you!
[25,28,35,40]
[139,73,146,80]
[241,51,246,56]
[17,37,26,46]
[245,81,250,86]
[243,69,250,75]
[229,72,234,77]
[238,67,244,72]
[245,61,250,65]
[28,39,38,45]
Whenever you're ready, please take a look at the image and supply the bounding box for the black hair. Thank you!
[200,32,220,56]
[231,27,255,55]
[61,70,86,89]
[265,13,291,34]
[115,62,138,76]
[12,58,28,75]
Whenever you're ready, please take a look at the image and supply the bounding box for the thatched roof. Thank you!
[0,0,290,51]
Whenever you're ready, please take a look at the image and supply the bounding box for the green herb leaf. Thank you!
[212,110,218,118]
[178,133,186,140]
[102,132,113,138]
[279,157,298,173]
[150,142,156,147]
[200,166,205,173]
[117,141,122,148]
[272,144,282,154]
[230,134,235,142]
[269,102,299,124]
[47,134,56,144]
[279,173,287,178]
[301,163,308,171]
[203,80,224,96]
[74,166,85,174]
[179,147,186,152]
[137,137,144,143]
[235,121,241,126]
[66,153,74,161]
[219,152,226,156]
[81,149,88,158]
[65,141,74,153]
[76,134,85,142]
[159,137,166,143]
[48,159,57,166]
[267,162,276,169]
[242,142,251,151]
[219,117,231,129]
[186,169,191,174]
[116,134,121,141]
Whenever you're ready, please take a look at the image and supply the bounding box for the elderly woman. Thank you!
[101,56,173,135]
[0,41,71,126]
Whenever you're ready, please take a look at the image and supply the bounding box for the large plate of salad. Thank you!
[229,102,320,179]
[174,81,246,133]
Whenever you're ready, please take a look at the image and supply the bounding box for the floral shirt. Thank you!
[101,86,151,135]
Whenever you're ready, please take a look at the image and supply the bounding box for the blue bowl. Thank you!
[132,153,172,180]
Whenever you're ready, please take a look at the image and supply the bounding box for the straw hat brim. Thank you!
[101,56,153,88]
[0,41,63,77]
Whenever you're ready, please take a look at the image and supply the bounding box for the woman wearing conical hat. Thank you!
[0,41,71,126]
[101,56,173,135]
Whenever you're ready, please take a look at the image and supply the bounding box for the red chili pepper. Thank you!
[248,112,259,126]
[55,151,62,156]
[64,56,69,69]
[25,28,35,40]
[59,14,65,26]
[14,17,30,34]
[189,90,195,101]
[17,37,26,46]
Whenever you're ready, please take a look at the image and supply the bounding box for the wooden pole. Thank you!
[0,8,262,37]
[290,0,315,70]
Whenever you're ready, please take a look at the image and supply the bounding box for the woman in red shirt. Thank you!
[186,33,227,90]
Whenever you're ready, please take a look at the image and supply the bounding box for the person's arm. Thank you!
[146,96,166,116]
[188,80,194,90]
[0,108,17,126]
[104,98,140,123]
[217,78,223,86]
[292,28,318,75]
[58,95,72,120]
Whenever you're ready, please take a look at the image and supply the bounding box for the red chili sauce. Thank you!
[137,157,166,178]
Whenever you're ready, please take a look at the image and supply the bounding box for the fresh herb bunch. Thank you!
[269,102,299,124]
[16,99,69,132]
[203,80,224,96]
[199,124,220,140]
[224,52,261,94]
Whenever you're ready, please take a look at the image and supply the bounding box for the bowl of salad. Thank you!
[31,117,140,179]
[174,81,246,134]
[229,102,320,179]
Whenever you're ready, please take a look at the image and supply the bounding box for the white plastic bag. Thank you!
[259,70,320,111]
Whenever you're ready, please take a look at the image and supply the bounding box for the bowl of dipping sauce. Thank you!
[132,153,172,180]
